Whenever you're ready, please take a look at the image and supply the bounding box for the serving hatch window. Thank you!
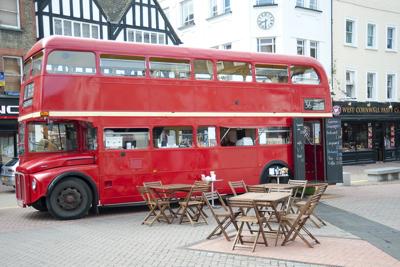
[100,55,145,77]
[255,64,288,83]
[194,59,213,80]
[217,61,252,82]
[220,127,256,146]
[153,127,193,148]
[150,58,191,79]
[291,66,320,84]
[258,127,291,145]
[104,128,149,150]
[28,122,78,152]
[46,51,96,75]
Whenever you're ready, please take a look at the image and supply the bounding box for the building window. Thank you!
[257,38,276,53]
[1,56,22,96]
[342,122,372,152]
[387,27,396,50]
[384,123,396,149]
[297,39,305,55]
[296,0,318,9]
[256,0,276,5]
[309,0,318,9]
[53,18,99,39]
[222,43,232,50]
[0,0,20,29]
[367,72,376,99]
[296,0,304,6]
[309,41,318,58]
[345,19,355,45]
[181,0,194,26]
[387,74,396,100]
[367,23,376,48]
[210,0,230,17]
[345,70,356,98]
[127,29,166,45]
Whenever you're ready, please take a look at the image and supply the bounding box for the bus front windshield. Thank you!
[28,122,78,152]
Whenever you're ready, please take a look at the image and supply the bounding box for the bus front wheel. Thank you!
[46,178,92,220]
[31,197,48,212]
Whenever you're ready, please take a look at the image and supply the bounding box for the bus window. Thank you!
[153,127,193,148]
[220,127,255,146]
[31,52,43,77]
[100,55,145,77]
[217,61,252,82]
[194,60,213,80]
[197,126,217,147]
[28,122,78,152]
[258,127,291,145]
[149,58,191,79]
[46,51,96,75]
[104,128,149,150]
[290,66,320,84]
[23,59,32,81]
[84,123,97,150]
[255,64,288,83]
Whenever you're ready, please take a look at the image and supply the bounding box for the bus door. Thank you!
[304,120,324,182]
[99,128,152,204]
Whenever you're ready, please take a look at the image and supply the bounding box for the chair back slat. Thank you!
[229,180,247,196]
[288,179,307,199]
[246,185,267,193]
[203,191,228,211]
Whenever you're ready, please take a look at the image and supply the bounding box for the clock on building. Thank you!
[257,12,274,30]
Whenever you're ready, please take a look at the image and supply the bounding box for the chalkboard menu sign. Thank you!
[324,118,343,183]
[292,118,305,180]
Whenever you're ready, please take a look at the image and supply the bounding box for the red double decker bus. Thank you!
[16,36,334,219]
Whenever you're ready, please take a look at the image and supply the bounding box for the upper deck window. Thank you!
[255,64,288,83]
[149,58,191,79]
[31,52,43,77]
[290,66,320,85]
[194,59,214,80]
[217,61,252,82]
[100,55,145,77]
[46,51,96,75]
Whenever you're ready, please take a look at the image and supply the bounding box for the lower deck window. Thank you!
[104,128,149,150]
[220,127,256,146]
[197,126,217,147]
[259,127,291,145]
[28,122,78,152]
[153,127,193,148]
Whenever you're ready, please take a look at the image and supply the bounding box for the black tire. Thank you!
[46,178,92,220]
[31,197,48,212]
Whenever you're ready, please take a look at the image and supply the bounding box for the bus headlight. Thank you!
[31,178,37,190]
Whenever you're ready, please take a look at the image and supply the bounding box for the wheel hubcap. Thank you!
[57,187,82,210]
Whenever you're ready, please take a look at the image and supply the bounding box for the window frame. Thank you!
[366,71,377,100]
[152,126,194,149]
[345,18,357,47]
[345,69,357,99]
[45,50,97,76]
[386,26,397,51]
[309,40,318,59]
[257,37,276,53]
[386,73,397,100]
[0,0,20,29]
[180,0,194,27]
[366,23,377,49]
[103,128,150,150]
[99,54,146,78]
[53,17,100,39]
[296,39,305,55]
[2,56,23,96]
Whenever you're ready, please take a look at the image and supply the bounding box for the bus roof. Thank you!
[25,36,325,70]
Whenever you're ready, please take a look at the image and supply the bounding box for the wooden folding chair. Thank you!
[295,184,328,228]
[137,186,172,226]
[177,183,210,226]
[280,189,325,247]
[203,191,239,241]
[228,199,268,252]
[143,180,177,218]
[229,180,248,195]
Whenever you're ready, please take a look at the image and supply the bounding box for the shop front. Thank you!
[333,101,400,165]
[0,97,19,167]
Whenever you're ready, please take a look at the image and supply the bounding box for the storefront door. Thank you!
[374,122,384,161]
[304,120,324,182]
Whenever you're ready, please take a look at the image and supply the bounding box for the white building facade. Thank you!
[159,0,332,79]
[332,0,400,164]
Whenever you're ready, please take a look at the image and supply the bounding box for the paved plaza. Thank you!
[1,165,400,266]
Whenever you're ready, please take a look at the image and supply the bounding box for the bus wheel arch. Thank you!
[46,172,98,220]
[259,160,290,184]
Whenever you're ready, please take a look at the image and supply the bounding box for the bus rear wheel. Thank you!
[46,178,92,220]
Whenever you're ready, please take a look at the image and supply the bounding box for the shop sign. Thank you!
[332,105,341,116]
[0,72,5,87]
[0,98,19,116]
[333,101,400,115]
